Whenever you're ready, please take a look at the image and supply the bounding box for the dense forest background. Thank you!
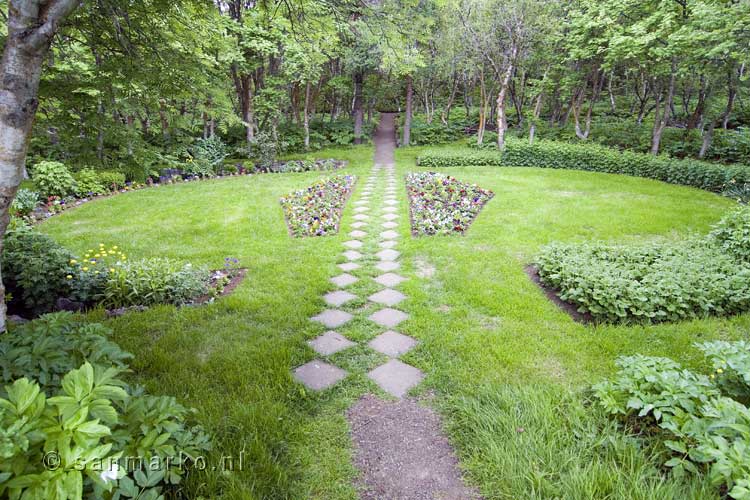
[3,0,749,182]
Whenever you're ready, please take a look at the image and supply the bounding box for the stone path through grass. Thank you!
[293,112,479,499]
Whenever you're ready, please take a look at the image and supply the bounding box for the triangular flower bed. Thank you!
[280,174,356,237]
[406,172,494,235]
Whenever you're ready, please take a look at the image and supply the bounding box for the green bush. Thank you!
[0,313,211,499]
[698,340,750,404]
[97,171,126,191]
[73,168,107,197]
[594,349,750,498]
[2,225,74,315]
[708,206,750,262]
[417,139,750,193]
[192,136,228,168]
[30,161,75,198]
[9,189,40,217]
[535,239,750,323]
[103,258,210,308]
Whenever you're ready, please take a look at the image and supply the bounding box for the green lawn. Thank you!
[39,144,749,499]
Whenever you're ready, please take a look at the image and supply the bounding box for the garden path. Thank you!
[293,113,479,499]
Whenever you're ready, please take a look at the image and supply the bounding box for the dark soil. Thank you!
[194,268,247,304]
[347,393,481,500]
[524,265,594,324]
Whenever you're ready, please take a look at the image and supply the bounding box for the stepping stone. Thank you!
[338,262,360,272]
[354,200,368,206]
[375,273,407,287]
[344,240,363,249]
[354,207,369,213]
[294,360,347,391]
[375,260,400,272]
[369,288,406,307]
[324,290,357,307]
[362,191,372,196]
[379,240,398,249]
[380,230,399,239]
[343,250,363,261]
[382,213,398,221]
[350,230,367,238]
[331,273,358,287]
[308,331,356,356]
[367,359,423,398]
[354,214,370,221]
[352,222,367,229]
[383,207,397,213]
[384,200,398,206]
[382,222,398,229]
[376,249,400,261]
[311,309,353,328]
[369,308,409,328]
[368,330,417,357]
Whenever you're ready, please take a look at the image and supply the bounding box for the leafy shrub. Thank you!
[723,182,750,204]
[2,225,74,315]
[708,206,750,263]
[0,313,211,499]
[74,168,107,197]
[594,349,750,498]
[417,139,750,193]
[249,132,279,168]
[697,340,750,404]
[69,244,128,305]
[406,172,494,235]
[192,136,229,168]
[30,161,76,198]
[408,118,467,146]
[97,171,127,191]
[103,258,210,308]
[182,157,215,178]
[9,189,39,217]
[279,174,356,237]
[535,240,750,323]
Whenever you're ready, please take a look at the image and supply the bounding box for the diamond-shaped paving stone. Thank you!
[382,213,398,221]
[354,214,370,221]
[375,261,400,272]
[375,273,407,287]
[294,360,347,391]
[351,222,367,229]
[382,221,398,229]
[376,249,400,261]
[383,207,397,213]
[369,307,409,328]
[380,230,399,239]
[344,240,363,249]
[367,359,423,398]
[311,309,353,328]
[308,331,356,356]
[379,240,397,249]
[349,230,367,238]
[354,206,369,213]
[331,273,358,287]
[354,200,368,206]
[362,191,372,196]
[338,262,360,272]
[324,290,357,307]
[384,199,398,205]
[369,288,406,306]
[368,330,418,357]
[343,250,363,260]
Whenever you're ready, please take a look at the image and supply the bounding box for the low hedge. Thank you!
[417,139,750,193]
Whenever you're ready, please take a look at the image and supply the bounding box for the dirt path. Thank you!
[374,112,397,165]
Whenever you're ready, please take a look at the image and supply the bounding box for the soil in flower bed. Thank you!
[524,265,594,324]
[406,171,494,236]
[280,174,356,237]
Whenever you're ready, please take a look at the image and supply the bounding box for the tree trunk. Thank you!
[651,59,677,155]
[608,71,616,113]
[158,98,169,140]
[352,72,364,144]
[687,74,707,131]
[303,81,311,150]
[0,0,79,332]
[699,121,715,159]
[723,64,738,129]
[441,76,459,125]
[477,68,487,145]
[403,74,413,147]
[497,46,517,150]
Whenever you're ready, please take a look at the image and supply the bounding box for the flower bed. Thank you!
[228,158,347,174]
[405,172,494,235]
[280,174,356,237]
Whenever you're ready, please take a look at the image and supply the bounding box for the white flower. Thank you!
[100,462,120,483]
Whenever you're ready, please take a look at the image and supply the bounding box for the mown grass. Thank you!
[38,142,750,499]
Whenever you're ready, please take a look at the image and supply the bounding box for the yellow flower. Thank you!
[82,267,89,271]
[717,368,724,374]
[710,374,716,379]
[113,246,118,250]
[94,254,101,258]
[110,268,115,273]
[66,275,73,280]
[70,259,77,264]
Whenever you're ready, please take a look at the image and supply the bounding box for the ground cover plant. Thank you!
[279,174,356,237]
[405,171,494,235]
[594,342,750,499]
[534,207,750,323]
